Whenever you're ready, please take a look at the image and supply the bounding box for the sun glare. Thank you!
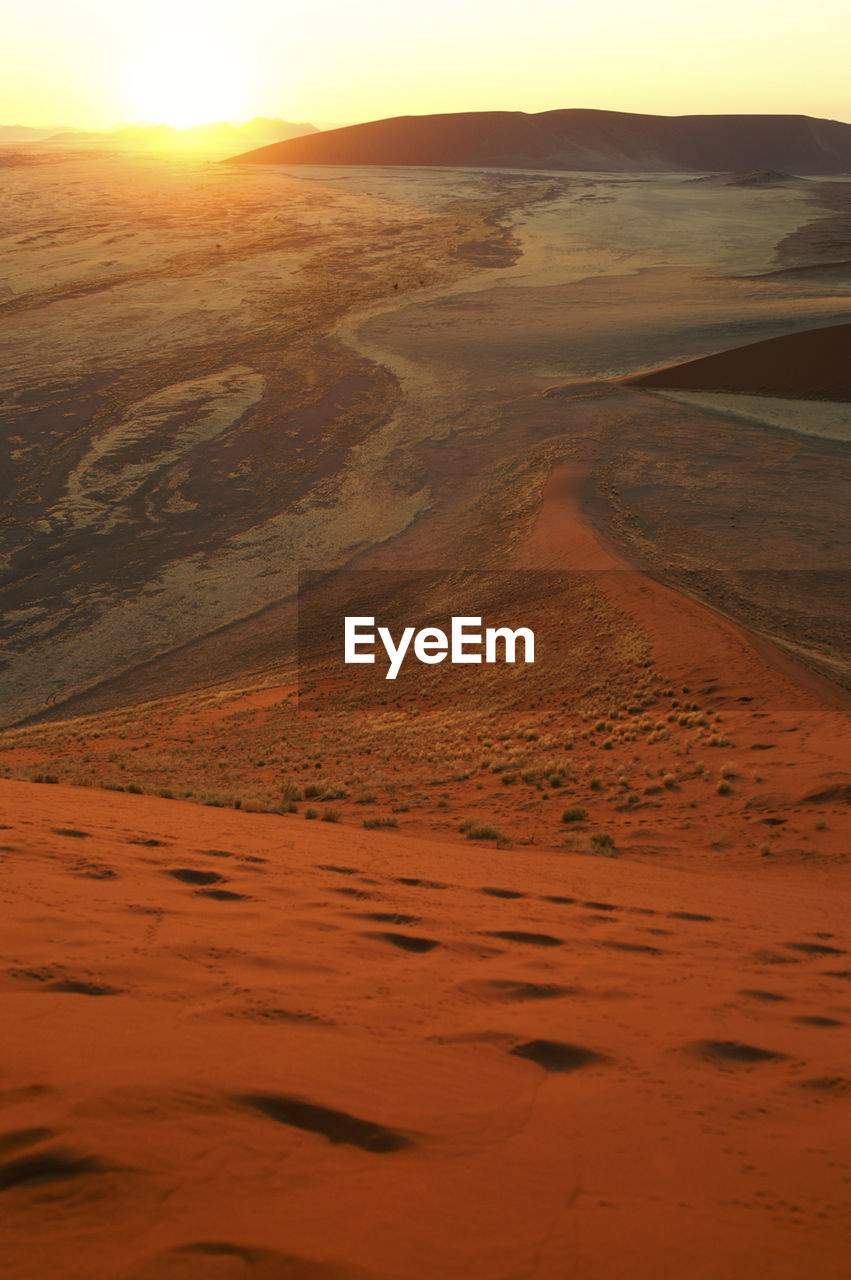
[124,42,249,129]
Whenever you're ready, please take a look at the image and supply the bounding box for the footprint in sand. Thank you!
[459,978,574,1002]
[235,1092,411,1153]
[363,931,440,954]
[0,1148,110,1192]
[0,1128,54,1158]
[604,940,664,955]
[784,941,846,957]
[510,1040,605,1072]
[799,1076,851,1094]
[47,979,122,996]
[692,1039,787,1064]
[395,876,448,890]
[72,861,118,879]
[166,868,225,886]
[486,930,563,947]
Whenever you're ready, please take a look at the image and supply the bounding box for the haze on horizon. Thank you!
[3,0,850,132]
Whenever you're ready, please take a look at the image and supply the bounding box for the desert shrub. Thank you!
[363,816,398,829]
[321,807,341,823]
[562,806,588,823]
[305,807,319,820]
[590,832,616,854]
[716,780,732,796]
[460,820,504,841]
[355,790,377,804]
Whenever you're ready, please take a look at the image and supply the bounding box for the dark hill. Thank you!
[229,109,851,173]
[629,322,851,401]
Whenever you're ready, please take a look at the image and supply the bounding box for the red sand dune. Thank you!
[231,109,851,173]
[628,321,851,400]
[2,460,851,1278]
[2,777,851,1280]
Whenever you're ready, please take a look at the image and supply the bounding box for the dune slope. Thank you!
[2,778,850,1280]
[629,321,851,399]
[230,109,851,173]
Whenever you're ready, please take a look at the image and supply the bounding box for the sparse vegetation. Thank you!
[460,820,505,842]
[561,806,588,823]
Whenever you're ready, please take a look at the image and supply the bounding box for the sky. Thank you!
[3,0,850,130]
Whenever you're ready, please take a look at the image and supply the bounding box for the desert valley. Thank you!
[0,107,849,1278]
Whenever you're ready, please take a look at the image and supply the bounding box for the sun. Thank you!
[124,41,250,129]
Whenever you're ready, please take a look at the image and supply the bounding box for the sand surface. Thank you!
[1,146,850,1278]
[1,155,849,722]
[2,778,850,1280]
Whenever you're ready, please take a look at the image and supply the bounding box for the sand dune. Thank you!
[2,144,851,1279]
[629,321,851,400]
[2,772,850,1279]
[230,109,851,173]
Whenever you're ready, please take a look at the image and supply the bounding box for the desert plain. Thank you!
[0,135,850,1279]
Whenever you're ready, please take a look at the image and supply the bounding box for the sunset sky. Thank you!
[4,0,850,130]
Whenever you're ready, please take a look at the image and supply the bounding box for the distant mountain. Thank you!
[0,125,59,140]
[45,118,318,148]
[229,109,851,174]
